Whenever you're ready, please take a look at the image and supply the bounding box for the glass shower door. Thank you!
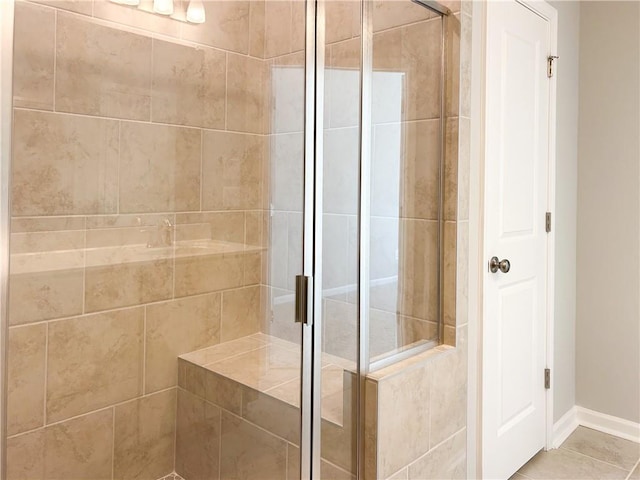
[5,1,313,479]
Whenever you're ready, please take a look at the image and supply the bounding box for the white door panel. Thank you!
[483,1,551,478]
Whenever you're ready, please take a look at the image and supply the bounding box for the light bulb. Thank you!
[110,0,140,5]
[186,0,206,24]
[153,0,174,15]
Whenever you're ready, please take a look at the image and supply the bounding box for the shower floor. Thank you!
[179,333,355,426]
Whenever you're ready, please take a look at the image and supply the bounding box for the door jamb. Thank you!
[470,1,558,476]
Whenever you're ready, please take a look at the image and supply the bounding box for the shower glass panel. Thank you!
[319,0,362,476]
[5,1,308,478]
[366,0,445,368]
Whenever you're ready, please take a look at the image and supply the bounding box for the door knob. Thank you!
[489,256,510,273]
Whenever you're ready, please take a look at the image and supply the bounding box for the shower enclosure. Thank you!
[1,0,468,478]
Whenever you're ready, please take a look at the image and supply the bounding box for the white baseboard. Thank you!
[552,406,579,448]
[575,406,640,444]
[552,406,640,447]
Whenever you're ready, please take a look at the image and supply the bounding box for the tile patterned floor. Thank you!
[512,427,640,480]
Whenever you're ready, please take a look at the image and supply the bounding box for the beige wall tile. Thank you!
[321,414,356,474]
[291,0,306,53]
[286,443,357,480]
[458,118,471,221]
[45,409,113,479]
[12,110,119,216]
[152,39,226,129]
[287,443,301,480]
[429,326,467,446]
[221,286,261,342]
[244,252,262,286]
[46,308,144,422]
[326,1,359,44]
[264,1,292,58]
[93,0,181,37]
[444,117,459,221]
[175,388,221,480]
[242,388,300,444]
[376,363,432,478]
[249,0,266,58]
[220,410,288,480]
[372,0,435,33]
[114,389,177,480]
[459,14,472,118]
[328,37,360,70]
[175,253,244,297]
[443,221,457,326]
[177,211,245,243]
[11,216,86,233]
[202,130,263,210]
[322,460,356,480]
[30,0,92,15]
[398,316,438,348]
[11,229,83,254]
[271,53,305,134]
[9,269,84,325]
[7,429,45,480]
[120,122,201,213]
[407,428,466,479]
[181,1,251,54]
[227,53,267,133]
[7,324,46,436]
[245,211,264,246]
[85,259,173,313]
[13,2,55,110]
[55,13,152,120]
[178,359,207,399]
[398,219,438,321]
[455,221,469,328]
[373,20,442,121]
[401,120,441,221]
[145,293,221,393]
[445,14,461,117]
[204,370,243,415]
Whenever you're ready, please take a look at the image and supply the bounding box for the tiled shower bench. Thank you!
[176,333,357,479]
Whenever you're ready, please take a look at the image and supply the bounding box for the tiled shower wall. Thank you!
[6,1,270,478]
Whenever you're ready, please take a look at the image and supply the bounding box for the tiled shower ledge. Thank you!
[10,239,264,275]
[179,333,356,426]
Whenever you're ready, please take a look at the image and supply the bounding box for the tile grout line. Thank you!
[111,406,116,480]
[172,387,178,476]
[11,105,270,136]
[52,8,57,112]
[624,458,640,480]
[8,385,178,440]
[217,411,222,480]
[43,321,49,426]
[142,306,147,395]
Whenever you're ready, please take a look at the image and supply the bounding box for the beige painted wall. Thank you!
[548,0,580,424]
[576,1,640,423]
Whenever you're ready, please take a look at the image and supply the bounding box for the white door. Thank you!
[483,1,553,478]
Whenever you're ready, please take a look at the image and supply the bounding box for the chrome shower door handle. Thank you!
[489,256,511,273]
